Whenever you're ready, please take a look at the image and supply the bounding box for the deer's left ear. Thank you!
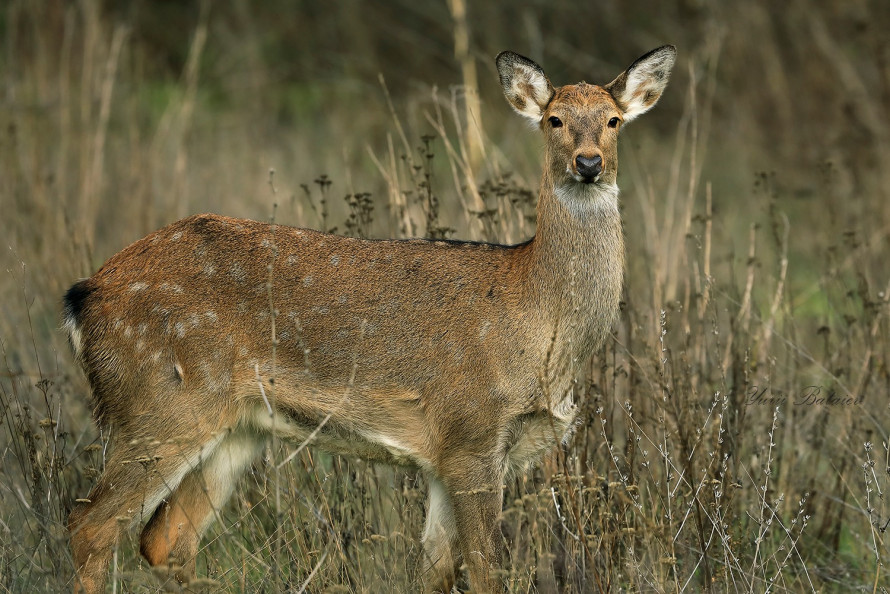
[605,45,676,122]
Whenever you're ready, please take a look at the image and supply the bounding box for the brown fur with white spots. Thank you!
[65,46,675,593]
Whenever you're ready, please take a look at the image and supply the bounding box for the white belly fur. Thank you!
[246,405,430,469]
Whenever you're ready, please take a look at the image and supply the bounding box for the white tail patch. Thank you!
[62,312,84,362]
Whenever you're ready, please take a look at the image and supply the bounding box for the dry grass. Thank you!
[1,1,889,592]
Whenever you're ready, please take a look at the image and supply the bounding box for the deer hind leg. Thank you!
[69,432,227,594]
[139,429,263,586]
[421,475,460,593]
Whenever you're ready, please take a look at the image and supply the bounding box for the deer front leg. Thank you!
[422,475,460,593]
[441,460,506,593]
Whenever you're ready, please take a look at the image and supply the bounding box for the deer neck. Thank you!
[522,173,624,362]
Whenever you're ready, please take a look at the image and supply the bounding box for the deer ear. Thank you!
[496,51,555,122]
[605,45,676,122]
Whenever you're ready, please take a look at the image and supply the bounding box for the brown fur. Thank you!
[66,46,675,593]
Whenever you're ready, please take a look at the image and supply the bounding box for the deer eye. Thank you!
[608,117,620,128]
[548,116,563,128]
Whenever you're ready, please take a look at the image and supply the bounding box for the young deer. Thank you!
[65,46,675,593]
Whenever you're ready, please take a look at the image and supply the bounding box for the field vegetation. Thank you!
[1,1,888,591]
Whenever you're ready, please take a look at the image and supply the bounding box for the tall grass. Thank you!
[1,1,888,592]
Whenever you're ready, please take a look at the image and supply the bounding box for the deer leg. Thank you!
[442,461,506,593]
[139,429,262,586]
[70,433,226,594]
[421,475,460,593]
[69,457,133,594]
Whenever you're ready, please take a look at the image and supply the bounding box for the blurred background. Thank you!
[1,0,889,591]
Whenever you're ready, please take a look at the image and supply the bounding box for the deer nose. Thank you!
[575,154,603,180]
[575,155,603,179]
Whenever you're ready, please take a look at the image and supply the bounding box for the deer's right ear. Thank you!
[496,51,554,122]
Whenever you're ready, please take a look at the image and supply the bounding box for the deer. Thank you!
[64,46,675,593]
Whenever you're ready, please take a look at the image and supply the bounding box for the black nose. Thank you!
[575,155,603,180]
